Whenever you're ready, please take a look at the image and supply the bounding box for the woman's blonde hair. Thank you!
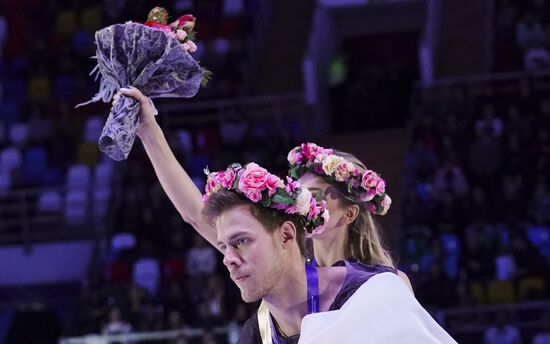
[328,151,394,267]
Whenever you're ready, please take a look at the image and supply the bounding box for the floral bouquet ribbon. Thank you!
[77,8,209,161]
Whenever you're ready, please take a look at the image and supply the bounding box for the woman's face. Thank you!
[298,172,350,235]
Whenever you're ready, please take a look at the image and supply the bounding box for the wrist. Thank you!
[137,120,162,142]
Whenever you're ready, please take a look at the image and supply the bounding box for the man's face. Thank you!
[216,205,284,302]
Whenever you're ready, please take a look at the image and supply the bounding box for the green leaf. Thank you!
[273,193,294,205]
[261,194,272,207]
[201,68,213,87]
[289,167,300,179]
[314,190,325,202]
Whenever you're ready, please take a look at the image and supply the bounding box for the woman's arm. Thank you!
[117,87,218,248]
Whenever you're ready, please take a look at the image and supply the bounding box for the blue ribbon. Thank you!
[270,262,320,342]
[306,264,320,314]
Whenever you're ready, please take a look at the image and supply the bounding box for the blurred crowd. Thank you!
[495,0,550,71]
[0,0,251,194]
[403,79,550,342]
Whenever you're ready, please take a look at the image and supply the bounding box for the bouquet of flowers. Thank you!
[78,7,211,161]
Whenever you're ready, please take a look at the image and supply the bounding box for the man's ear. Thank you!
[343,204,360,225]
[279,220,297,248]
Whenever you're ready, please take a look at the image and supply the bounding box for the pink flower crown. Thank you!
[203,163,329,237]
[287,143,392,216]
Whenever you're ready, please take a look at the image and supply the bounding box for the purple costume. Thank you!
[237,261,396,344]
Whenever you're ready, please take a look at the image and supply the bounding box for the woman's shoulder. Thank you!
[340,260,414,293]
[333,259,397,274]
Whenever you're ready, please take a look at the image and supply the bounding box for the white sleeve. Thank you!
[299,272,458,344]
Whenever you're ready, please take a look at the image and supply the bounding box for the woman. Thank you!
[114,87,412,289]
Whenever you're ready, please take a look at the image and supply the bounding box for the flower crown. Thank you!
[143,7,212,86]
[287,143,392,216]
[203,163,329,237]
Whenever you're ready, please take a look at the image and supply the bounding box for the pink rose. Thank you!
[321,148,334,156]
[238,163,269,193]
[175,29,187,41]
[201,194,209,204]
[305,209,330,238]
[379,195,392,215]
[245,190,262,203]
[301,143,320,160]
[367,203,377,214]
[334,163,350,182]
[176,14,196,31]
[307,197,320,220]
[361,170,378,189]
[285,176,300,194]
[218,169,236,189]
[266,174,282,196]
[313,164,324,175]
[294,152,304,164]
[205,173,220,194]
[360,188,377,202]
[375,179,386,195]
[285,204,298,214]
[187,40,197,53]
[287,148,300,165]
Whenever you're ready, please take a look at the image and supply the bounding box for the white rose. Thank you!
[322,155,345,176]
[296,189,312,216]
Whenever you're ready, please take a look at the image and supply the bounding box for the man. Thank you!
[201,163,457,343]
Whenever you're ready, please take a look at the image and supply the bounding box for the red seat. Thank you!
[104,260,130,286]
[162,258,185,284]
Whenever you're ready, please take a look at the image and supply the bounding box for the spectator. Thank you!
[166,309,185,330]
[475,104,503,139]
[468,129,502,192]
[416,262,455,308]
[227,304,249,344]
[529,176,550,223]
[484,310,522,344]
[0,14,6,60]
[459,230,495,281]
[532,311,550,344]
[186,234,217,277]
[433,160,470,198]
[516,12,546,51]
[102,306,132,336]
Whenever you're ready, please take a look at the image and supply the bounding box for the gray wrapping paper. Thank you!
[78,22,204,160]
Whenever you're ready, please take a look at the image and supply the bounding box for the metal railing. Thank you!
[414,68,550,99]
[58,300,550,344]
[435,300,550,339]
[0,185,110,247]
[156,92,311,131]
[59,327,229,344]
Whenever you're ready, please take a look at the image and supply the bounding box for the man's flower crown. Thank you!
[287,143,392,216]
[203,163,329,237]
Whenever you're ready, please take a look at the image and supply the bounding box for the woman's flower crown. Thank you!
[287,143,392,216]
[143,7,212,86]
[203,163,329,237]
